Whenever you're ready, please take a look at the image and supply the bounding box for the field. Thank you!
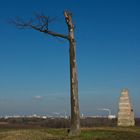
[0,127,140,140]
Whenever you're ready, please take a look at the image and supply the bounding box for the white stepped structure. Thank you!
[117,89,135,126]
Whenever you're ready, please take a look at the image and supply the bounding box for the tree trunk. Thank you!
[64,11,81,136]
[12,11,81,136]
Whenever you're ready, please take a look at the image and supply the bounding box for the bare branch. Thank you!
[10,17,33,29]
[11,14,69,40]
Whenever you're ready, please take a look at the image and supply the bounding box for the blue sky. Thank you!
[0,0,140,117]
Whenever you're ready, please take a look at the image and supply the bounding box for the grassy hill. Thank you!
[0,127,140,140]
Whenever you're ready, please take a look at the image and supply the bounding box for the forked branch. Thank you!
[11,14,69,40]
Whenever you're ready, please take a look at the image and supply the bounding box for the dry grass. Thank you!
[0,130,56,140]
[0,127,140,140]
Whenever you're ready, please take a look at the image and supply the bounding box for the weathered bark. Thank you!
[64,11,81,136]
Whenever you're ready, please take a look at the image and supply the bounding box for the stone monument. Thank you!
[117,89,135,126]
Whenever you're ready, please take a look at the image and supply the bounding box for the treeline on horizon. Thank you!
[0,117,140,128]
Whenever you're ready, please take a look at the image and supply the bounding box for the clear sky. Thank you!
[0,0,140,117]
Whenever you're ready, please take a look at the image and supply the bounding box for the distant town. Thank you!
[0,113,116,120]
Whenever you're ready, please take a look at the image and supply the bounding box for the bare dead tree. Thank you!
[11,11,80,136]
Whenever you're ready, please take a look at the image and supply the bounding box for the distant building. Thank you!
[97,108,116,119]
[108,115,116,119]
[117,89,135,126]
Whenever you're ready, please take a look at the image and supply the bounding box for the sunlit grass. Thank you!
[0,127,140,140]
